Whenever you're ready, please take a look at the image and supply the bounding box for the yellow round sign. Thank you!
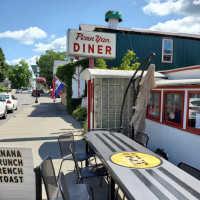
[110,152,162,168]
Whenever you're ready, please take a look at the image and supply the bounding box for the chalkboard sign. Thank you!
[0,147,35,200]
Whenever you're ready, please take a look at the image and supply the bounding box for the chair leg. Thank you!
[57,160,64,180]
[76,177,79,184]
[115,186,119,200]
[94,156,97,166]
[90,187,94,200]
[100,176,103,186]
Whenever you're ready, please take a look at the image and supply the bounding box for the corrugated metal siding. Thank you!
[106,32,200,71]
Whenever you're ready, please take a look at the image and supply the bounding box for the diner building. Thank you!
[82,64,200,169]
[74,12,200,169]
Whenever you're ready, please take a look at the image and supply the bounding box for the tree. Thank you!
[38,50,67,86]
[9,60,32,89]
[95,59,107,69]
[119,50,140,70]
[0,48,6,82]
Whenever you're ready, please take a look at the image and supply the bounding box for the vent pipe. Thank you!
[105,11,122,30]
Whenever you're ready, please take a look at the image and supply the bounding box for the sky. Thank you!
[0,0,200,68]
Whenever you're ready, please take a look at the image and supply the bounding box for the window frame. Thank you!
[162,38,173,63]
[162,90,184,128]
[186,91,200,135]
[146,90,161,122]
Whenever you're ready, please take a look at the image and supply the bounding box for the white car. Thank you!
[0,94,18,113]
[0,97,7,119]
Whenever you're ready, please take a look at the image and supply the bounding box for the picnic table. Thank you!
[86,130,200,200]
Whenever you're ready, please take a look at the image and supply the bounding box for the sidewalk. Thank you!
[0,95,110,200]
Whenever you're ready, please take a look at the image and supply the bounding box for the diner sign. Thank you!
[0,147,35,200]
[110,152,162,168]
[67,29,116,59]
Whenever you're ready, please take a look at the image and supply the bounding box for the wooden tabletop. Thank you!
[86,130,200,200]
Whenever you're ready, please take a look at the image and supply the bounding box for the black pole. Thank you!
[34,166,42,200]
[35,60,38,103]
[118,52,156,136]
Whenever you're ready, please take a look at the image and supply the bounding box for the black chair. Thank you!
[40,156,93,200]
[134,132,149,147]
[178,162,200,181]
[70,143,108,184]
[156,148,168,160]
[39,156,63,200]
[59,171,94,200]
[58,132,96,178]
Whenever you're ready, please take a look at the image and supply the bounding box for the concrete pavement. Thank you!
[0,94,112,200]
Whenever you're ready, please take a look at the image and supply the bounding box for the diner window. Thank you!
[146,91,161,121]
[163,91,184,128]
[187,91,200,134]
[162,38,173,63]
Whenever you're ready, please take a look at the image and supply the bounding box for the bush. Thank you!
[72,107,87,121]
[0,87,5,92]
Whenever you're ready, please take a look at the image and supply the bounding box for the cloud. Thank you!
[34,36,66,53]
[143,0,200,34]
[149,15,200,34]
[143,0,200,16]
[48,34,56,42]
[193,0,200,4]
[0,27,47,45]
[7,55,40,66]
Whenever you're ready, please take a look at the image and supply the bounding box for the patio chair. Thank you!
[39,156,62,200]
[178,162,200,181]
[134,132,149,147]
[58,132,96,178]
[59,171,94,200]
[70,143,108,184]
[156,148,168,160]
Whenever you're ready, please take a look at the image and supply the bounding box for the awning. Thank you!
[82,68,166,81]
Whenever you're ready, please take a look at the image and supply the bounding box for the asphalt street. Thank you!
[0,92,35,127]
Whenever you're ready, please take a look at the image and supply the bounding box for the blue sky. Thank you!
[0,0,200,67]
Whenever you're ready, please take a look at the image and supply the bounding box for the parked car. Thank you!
[32,90,40,97]
[39,88,44,94]
[0,97,7,119]
[16,89,22,93]
[22,87,29,91]
[0,94,18,113]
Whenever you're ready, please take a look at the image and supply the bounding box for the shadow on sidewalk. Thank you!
[28,102,82,129]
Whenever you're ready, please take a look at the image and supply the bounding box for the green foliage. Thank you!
[120,50,140,70]
[56,58,88,114]
[56,62,76,114]
[95,59,107,69]
[9,60,32,89]
[83,122,87,134]
[112,50,140,70]
[0,48,6,82]
[0,85,5,92]
[38,50,68,86]
[72,107,87,121]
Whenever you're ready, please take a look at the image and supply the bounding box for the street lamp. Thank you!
[35,57,38,103]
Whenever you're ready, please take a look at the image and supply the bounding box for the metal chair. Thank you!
[59,171,94,200]
[39,156,62,200]
[134,132,149,147]
[58,132,96,178]
[156,148,168,160]
[70,143,108,184]
[178,162,200,181]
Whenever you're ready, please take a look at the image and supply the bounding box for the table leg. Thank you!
[85,141,89,166]
[109,177,115,200]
